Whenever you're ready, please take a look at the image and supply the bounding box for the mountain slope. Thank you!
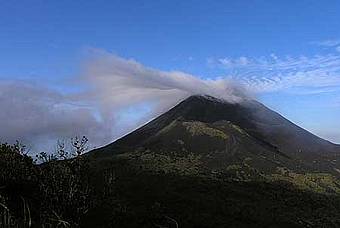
[89,95,340,174]
[80,95,340,227]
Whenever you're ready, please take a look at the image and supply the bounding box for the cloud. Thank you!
[0,49,248,152]
[311,39,340,47]
[311,39,340,54]
[79,49,249,137]
[213,53,340,94]
[218,56,251,67]
[82,49,247,102]
[2,47,340,149]
[0,80,107,152]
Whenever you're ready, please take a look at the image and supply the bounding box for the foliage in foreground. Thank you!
[0,137,93,227]
[3,139,340,227]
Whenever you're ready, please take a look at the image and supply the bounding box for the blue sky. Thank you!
[1,0,340,148]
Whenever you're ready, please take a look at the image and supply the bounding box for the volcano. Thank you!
[79,95,340,227]
[89,95,340,174]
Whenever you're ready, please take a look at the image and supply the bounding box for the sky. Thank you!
[1,0,340,151]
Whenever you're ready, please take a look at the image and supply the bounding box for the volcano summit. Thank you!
[90,95,340,175]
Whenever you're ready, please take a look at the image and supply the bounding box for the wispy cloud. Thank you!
[212,51,340,94]
[311,39,340,53]
[311,39,340,47]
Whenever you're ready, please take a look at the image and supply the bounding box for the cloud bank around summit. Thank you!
[0,49,248,152]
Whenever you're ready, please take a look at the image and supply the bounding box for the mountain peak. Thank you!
[89,93,340,174]
[184,94,251,105]
[187,94,226,102]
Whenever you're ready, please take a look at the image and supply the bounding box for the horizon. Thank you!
[1,0,340,152]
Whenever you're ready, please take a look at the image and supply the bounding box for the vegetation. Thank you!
[0,137,93,227]
[183,121,228,139]
[120,151,203,176]
[2,138,340,227]
[268,167,340,194]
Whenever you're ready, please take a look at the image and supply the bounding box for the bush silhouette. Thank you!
[0,137,93,227]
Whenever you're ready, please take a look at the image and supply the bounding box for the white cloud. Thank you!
[0,81,107,151]
[0,49,249,152]
[213,53,340,94]
[79,49,249,134]
[311,39,340,54]
[238,57,249,65]
[4,45,340,150]
[311,39,340,47]
[270,53,279,61]
[217,56,251,68]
